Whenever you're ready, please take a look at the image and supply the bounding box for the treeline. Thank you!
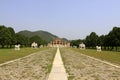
[1,25,120,51]
[0,25,47,48]
[70,27,120,51]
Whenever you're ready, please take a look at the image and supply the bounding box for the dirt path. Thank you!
[60,48,120,80]
[0,48,56,80]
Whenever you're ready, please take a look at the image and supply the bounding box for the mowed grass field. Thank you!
[71,48,120,65]
[0,47,48,64]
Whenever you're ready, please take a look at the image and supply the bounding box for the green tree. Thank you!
[0,25,12,48]
[97,35,105,46]
[15,33,28,47]
[85,32,98,48]
[7,27,16,48]
[107,27,120,51]
[29,35,42,46]
[41,40,48,46]
[70,39,83,48]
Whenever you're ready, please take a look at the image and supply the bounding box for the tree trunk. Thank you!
[110,46,114,51]
[7,45,9,48]
[10,44,12,48]
[107,46,109,50]
[104,46,106,50]
[116,46,118,52]
[2,45,4,48]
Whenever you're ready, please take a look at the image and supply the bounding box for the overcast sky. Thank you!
[0,0,120,40]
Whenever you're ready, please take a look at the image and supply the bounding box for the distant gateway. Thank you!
[48,38,70,47]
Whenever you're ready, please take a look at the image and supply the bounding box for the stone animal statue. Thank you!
[15,44,20,50]
[31,42,38,48]
[79,43,86,49]
[96,46,101,52]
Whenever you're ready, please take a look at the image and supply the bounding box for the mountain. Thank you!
[18,30,59,42]
[61,38,69,41]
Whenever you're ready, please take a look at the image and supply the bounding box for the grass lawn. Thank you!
[71,48,120,65]
[0,47,48,64]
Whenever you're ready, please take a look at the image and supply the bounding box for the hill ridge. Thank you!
[18,30,60,42]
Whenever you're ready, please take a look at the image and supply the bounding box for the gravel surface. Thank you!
[0,48,56,80]
[60,48,120,80]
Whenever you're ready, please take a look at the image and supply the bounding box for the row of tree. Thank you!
[70,27,120,51]
[0,25,120,51]
[0,25,47,48]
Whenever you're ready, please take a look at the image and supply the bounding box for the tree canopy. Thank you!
[0,25,120,51]
[70,27,120,51]
[0,25,47,48]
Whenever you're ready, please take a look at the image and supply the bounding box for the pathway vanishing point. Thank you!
[48,47,68,80]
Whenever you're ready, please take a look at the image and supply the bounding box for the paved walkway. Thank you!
[0,48,56,80]
[61,48,120,80]
[48,47,68,80]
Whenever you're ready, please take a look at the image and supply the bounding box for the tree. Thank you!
[70,39,83,48]
[29,35,43,46]
[7,27,16,48]
[107,27,120,51]
[85,32,98,48]
[97,35,105,46]
[41,40,48,46]
[15,33,28,47]
[0,25,12,48]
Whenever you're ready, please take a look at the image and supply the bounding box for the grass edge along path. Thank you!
[0,47,49,64]
[60,48,120,80]
[60,48,73,80]
[0,48,57,80]
[71,48,120,66]
[47,48,57,73]
[48,47,68,80]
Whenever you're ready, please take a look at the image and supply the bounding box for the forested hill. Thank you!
[18,30,58,42]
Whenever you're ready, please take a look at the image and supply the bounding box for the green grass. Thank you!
[71,48,120,65]
[47,48,57,73]
[0,47,48,64]
[47,64,53,73]
[68,75,75,80]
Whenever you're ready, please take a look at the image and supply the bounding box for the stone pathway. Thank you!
[61,48,120,80]
[48,47,68,80]
[0,48,56,80]
[1,47,120,80]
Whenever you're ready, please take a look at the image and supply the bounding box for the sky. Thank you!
[0,0,120,40]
